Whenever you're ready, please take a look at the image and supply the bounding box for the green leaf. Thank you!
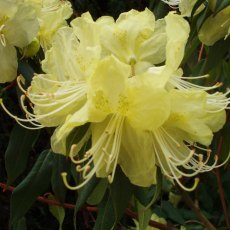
[10,150,54,225]
[75,175,100,212]
[191,0,206,19]
[48,194,65,230]
[196,3,211,30]
[66,123,90,155]
[162,201,185,224]
[18,60,35,86]
[74,175,100,229]
[153,1,168,20]
[203,38,230,73]
[5,124,40,185]
[134,168,162,208]
[87,179,108,205]
[214,0,230,14]
[93,190,116,230]
[136,201,152,230]
[12,217,27,230]
[94,167,134,230]
[51,154,70,203]
[144,167,162,209]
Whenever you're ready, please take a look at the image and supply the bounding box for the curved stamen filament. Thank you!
[152,127,224,191]
[64,115,124,190]
[170,76,223,91]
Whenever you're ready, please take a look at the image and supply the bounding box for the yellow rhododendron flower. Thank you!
[71,12,114,50]
[23,0,73,50]
[99,8,167,74]
[0,0,39,83]
[21,26,98,128]
[58,55,171,188]
[1,8,229,191]
[198,6,230,46]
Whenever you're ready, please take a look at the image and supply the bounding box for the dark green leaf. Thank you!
[12,217,27,230]
[94,167,134,230]
[74,175,100,229]
[18,60,35,86]
[10,150,54,225]
[144,167,162,209]
[136,201,152,230]
[191,0,206,19]
[134,168,162,207]
[48,194,65,230]
[87,179,108,205]
[196,3,211,30]
[153,1,168,20]
[5,124,40,185]
[75,175,100,212]
[93,190,115,230]
[198,183,213,211]
[162,200,185,224]
[203,38,230,73]
[66,123,90,156]
[51,154,70,203]
[214,0,230,14]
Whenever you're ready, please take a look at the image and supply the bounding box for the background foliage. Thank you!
[0,0,230,229]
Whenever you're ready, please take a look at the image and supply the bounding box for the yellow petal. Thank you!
[0,44,17,83]
[4,2,39,48]
[165,12,190,72]
[119,121,156,187]
[127,74,171,131]
[88,55,130,116]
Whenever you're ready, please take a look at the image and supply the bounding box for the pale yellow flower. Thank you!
[0,0,39,83]
[1,26,96,130]
[59,55,171,188]
[71,12,114,50]
[151,92,224,186]
[23,0,73,50]
[99,8,167,74]
[147,12,190,87]
[1,8,229,192]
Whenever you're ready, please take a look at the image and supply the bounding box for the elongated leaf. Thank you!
[74,175,100,229]
[191,0,206,18]
[87,179,108,205]
[214,0,230,14]
[51,154,70,203]
[137,201,152,230]
[12,217,27,230]
[162,201,185,224]
[18,60,35,86]
[48,194,65,230]
[144,167,162,209]
[94,167,134,230]
[93,190,115,230]
[203,38,230,73]
[10,150,54,225]
[5,124,40,185]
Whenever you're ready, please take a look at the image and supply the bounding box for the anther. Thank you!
[108,175,113,183]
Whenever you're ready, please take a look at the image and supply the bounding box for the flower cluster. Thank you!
[0,0,72,83]
[1,8,229,191]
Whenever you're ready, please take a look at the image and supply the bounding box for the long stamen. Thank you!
[62,115,124,190]
[152,128,224,191]
[169,76,223,91]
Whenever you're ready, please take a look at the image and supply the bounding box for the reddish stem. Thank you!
[0,183,178,230]
[0,80,17,94]
[198,44,204,62]
[215,136,230,229]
